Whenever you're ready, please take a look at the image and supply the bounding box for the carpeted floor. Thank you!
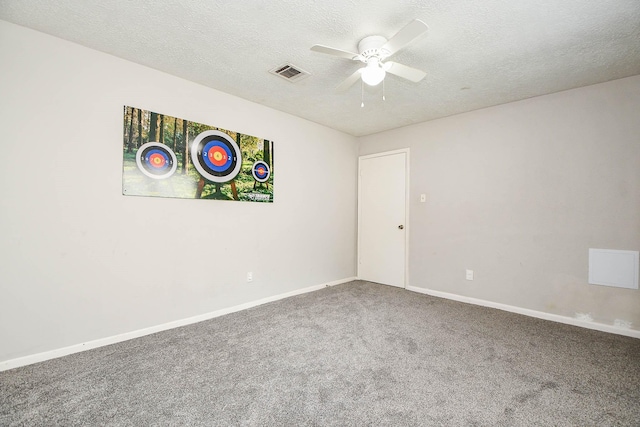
[1,281,639,426]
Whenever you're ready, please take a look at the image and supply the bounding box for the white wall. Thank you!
[1,19,637,367]
[0,20,358,363]
[360,75,640,332]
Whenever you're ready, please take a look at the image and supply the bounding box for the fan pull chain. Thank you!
[383,79,386,101]
[361,80,364,108]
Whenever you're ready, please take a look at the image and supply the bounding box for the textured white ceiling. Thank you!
[1,0,639,136]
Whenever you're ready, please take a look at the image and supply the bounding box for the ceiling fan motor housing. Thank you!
[358,35,389,61]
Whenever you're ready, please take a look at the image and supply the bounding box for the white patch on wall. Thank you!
[575,313,593,322]
[614,319,632,329]
[588,248,639,290]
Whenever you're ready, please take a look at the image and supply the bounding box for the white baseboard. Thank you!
[406,285,640,339]
[0,277,356,372]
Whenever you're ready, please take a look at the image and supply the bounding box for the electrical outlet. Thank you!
[466,269,474,280]
[246,272,253,282]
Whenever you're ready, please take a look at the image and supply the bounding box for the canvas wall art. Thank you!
[122,106,274,202]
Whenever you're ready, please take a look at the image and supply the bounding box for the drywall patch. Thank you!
[614,319,632,329]
[575,313,593,322]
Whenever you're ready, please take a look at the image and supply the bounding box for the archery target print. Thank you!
[122,105,273,202]
[135,142,177,179]
[252,160,270,183]
[191,130,242,183]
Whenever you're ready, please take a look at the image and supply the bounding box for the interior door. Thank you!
[358,150,408,288]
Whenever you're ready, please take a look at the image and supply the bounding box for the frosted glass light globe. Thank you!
[361,59,386,86]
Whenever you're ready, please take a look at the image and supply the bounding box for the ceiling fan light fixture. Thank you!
[311,19,428,93]
[361,58,386,86]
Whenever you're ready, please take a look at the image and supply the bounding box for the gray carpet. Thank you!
[1,281,639,426]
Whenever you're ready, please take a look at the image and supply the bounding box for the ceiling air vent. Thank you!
[269,63,310,82]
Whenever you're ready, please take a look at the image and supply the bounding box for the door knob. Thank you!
[398,225,404,229]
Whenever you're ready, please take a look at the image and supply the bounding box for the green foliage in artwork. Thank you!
[122,151,201,198]
[122,106,274,202]
[198,159,274,202]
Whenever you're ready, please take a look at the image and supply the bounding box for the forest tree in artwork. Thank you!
[122,106,274,202]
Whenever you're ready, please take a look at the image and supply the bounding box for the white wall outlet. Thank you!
[246,272,253,282]
[466,269,474,280]
[420,194,426,203]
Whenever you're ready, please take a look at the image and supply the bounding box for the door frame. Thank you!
[357,148,410,288]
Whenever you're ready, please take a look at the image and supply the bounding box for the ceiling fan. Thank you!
[311,19,429,92]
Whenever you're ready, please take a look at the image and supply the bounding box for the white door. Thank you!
[358,149,408,288]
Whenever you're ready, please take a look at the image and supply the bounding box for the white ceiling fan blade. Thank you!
[336,69,362,92]
[384,61,426,83]
[381,19,428,57]
[311,44,360,60]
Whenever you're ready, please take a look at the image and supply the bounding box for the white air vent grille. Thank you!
[269,63,310,82]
